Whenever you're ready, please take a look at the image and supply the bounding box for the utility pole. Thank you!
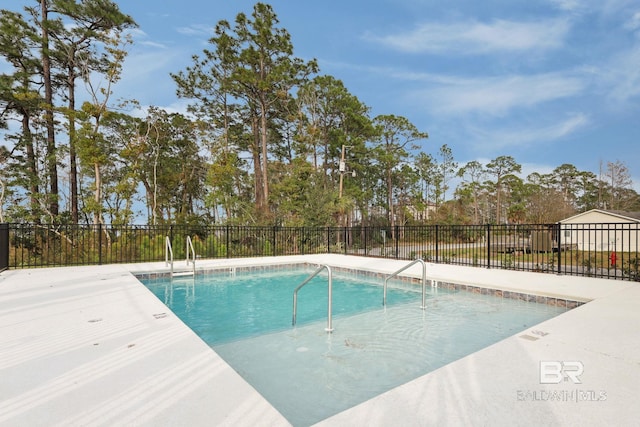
[339,144,346,199]
[338,144,355,199]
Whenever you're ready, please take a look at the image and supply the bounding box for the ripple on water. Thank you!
[177,282,566,427]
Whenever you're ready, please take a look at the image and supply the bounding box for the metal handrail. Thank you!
[165,236,174,277]
[292,265,334,332]
[383,258,428,309]
[186,236,196,274]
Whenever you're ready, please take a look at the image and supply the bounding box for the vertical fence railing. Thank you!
[3,222,639,281]
[0,223,8,272]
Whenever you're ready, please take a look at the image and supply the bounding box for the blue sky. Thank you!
[5,0,640,189]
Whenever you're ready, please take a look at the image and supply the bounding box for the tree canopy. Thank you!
[1,2,638,226]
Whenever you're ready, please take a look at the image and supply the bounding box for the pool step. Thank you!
[172,270,195,277]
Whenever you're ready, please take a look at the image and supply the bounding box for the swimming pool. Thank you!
[140,266,571,427]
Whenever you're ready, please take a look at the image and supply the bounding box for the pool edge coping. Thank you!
[134,261,589,310]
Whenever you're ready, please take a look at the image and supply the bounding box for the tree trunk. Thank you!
[259,98,269,212]
[387,168,395,239]
[21,112,40,222]
[251,114,264,212]
[93,162,101,225]
[68,64,79,223]
[40,0,59,218]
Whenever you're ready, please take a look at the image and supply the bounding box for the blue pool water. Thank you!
[142,269,418,344]
[140,268,569,427]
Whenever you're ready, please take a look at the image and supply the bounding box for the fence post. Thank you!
[486,224,491,269]
[0,223,8,272]
[556,224,562,275]
[394,225,399,259]
[272,226,277,256]
[327,227,331,253]
[226,225,230,258]
[434,225,439,263]
[364,226,368,256]
[97,223,103,265]
[343,227,347,255]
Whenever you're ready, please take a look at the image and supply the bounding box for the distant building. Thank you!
[558,209,640,252]
[403,202,437,222]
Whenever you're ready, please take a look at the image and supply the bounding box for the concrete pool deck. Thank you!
[0,254,638,426]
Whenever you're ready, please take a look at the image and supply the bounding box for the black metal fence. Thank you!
[2,222,639,281]
[0,223,8,273]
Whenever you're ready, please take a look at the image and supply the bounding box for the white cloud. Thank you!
[125,28,168,49]
[624,11,640,32]
[121,49,180,81]
[547,0,584,13]
[176,24,213,37]
[129,99,192,119]
[421,73,585,116]
[602,45,640,102]
[468,113,589,151]
[366,18,570,54]
[156,99,192,116]
[549,0,634,16]
[138,40,169,49]
[549,113,590,137]
[127,28,149,40]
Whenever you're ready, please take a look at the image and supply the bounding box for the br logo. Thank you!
[539,361,584,384]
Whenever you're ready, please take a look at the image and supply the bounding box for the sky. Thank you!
[4,0,640,189]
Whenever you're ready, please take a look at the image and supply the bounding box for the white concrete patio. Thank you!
[1,255,639,426]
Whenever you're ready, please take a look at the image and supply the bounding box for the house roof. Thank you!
[606,210,640,220]
[559,209,640,223]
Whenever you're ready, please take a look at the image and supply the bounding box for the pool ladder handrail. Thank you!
[165,236,174,276]
[166,236,196,278]
[292,264,334,332]
[383,258,428,309]
[186,236,196,275]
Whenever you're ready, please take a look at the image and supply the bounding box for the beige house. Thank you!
[558,209,640,253]
[404,202,437,222]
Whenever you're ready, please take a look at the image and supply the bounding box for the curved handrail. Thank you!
[383,258,428,309]
[186,236,196,274]
[292,265,333,332]
[165,236,174,276]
